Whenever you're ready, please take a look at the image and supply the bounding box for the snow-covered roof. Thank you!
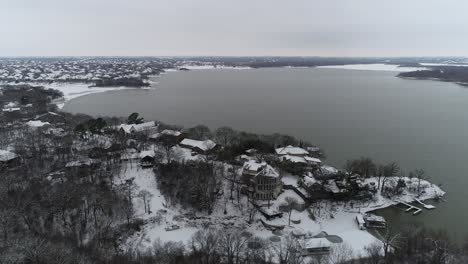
[303,238,331,249]
[0,150,17,162]
[27,120,50,127]
[243,160,267,172]
[364,214,386,223]
[280,155,307,163]
[242,160,280,178]
[275,145,309,156]
[5,102,17,108]
[324,180,341,194]
[161,129,181,136]
[304,156,321,164]
[139,150,155,158]
[180,139,216,152]
[303,173,318,187]
[321,165,338,175]
[118,121,157,134]
[279,155,321,164]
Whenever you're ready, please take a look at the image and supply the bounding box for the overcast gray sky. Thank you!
[1,0,468,57]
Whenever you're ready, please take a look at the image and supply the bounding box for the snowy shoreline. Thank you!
[121,155,445,259]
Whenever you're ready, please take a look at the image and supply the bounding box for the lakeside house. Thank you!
[117,121,158,135]
[275,145,309,156]
[276,145,321,170]
[0,150,20,168]
[179,138,218,155]
[149,129,185,142]
[241,160,282,200]
[363,213,387,229]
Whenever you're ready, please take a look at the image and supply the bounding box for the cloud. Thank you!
[0,0,467,56]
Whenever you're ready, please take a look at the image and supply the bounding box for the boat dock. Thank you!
[399,201,423,215]
[415,198,436,209]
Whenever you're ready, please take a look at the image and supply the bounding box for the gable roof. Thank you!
[0,150,17,162]
[180,139,216,152]
[279,155,321,164]
[118,121,157,134]
[275,145,309,156]
[303,238,331,249]
[242,160,280,178]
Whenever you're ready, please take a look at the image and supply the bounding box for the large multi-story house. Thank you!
[241,160,282,200]
[275,145,322,170]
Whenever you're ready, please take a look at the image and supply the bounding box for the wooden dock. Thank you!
[399,201,423,215]
[415,198,436,210]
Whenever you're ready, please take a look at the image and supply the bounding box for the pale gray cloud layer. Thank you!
[1,0,467,56]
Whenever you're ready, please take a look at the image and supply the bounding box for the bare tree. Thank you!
[191,228,221,264]
[364,241,383,264]
[283,197,299,226]
[215,126,237,147]
[273,234,303,264]
[328,242,354,264]
[345,157,376,178]
[381,227,400,262]
[138,190,153,214]
[410,169,428,197]
[380,162,400,193]
[219,229,250,264]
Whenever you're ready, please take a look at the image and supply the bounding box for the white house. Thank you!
[118,121,158,134]
[275,145,309,156]
[179,138,217,154]
[301,237,331,256]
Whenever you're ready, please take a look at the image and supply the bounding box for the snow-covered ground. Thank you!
[42,83,137,109]
[120,157,445,260]
[117,162,199,249]
[317,64,428,72]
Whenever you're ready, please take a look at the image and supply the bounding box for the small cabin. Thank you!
[363,213,387,229]
[301,238,331,256]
